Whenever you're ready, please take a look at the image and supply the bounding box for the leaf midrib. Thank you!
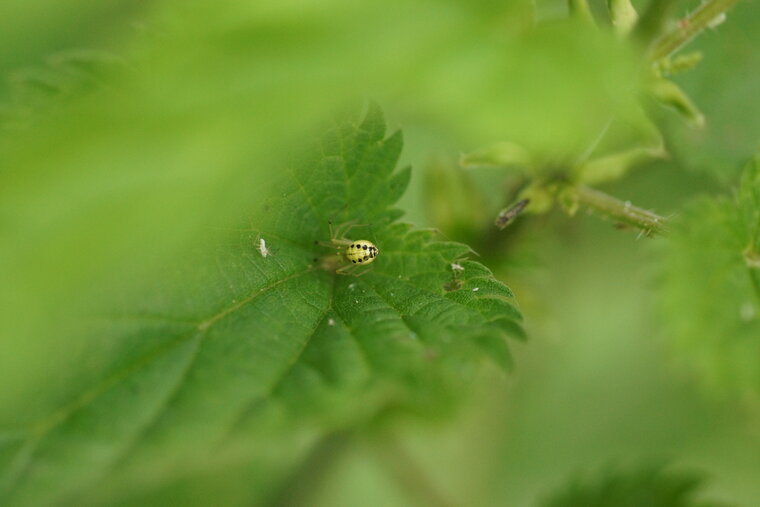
[4,266,317,498]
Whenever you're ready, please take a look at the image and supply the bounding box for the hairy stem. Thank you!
[649,0,740,60]
[571,185,667,236]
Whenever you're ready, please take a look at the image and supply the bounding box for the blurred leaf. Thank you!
[460,141,533,171]
[424,158,494,244]
[633,0,679,47]
[649,78,705,129]
[568,0,594,24]
[1,0,552,439]
[0,107,522,506]
[738,158,760,260]
[654,0,760,180]
[654,52,704,77]
[574,145,666,186]
[518,181,557,215]
[540,465,728,507]
[1,49,126,131]
[660,157,760,398]
[608,0,639,35]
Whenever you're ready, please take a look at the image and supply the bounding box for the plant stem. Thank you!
[371,434,456,507]
[748,267,760,306]
[572,185,667,236]
[649,0,740,60]
[267,431,353,507]
[568,0,594,23]
[633,0,678,45]
[608,0,639,35]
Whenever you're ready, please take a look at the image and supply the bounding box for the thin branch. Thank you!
[633,0,679,45]
[572,185,667,236]
[267,431,354,507]
[649,0,741,61]
[608,0,639,35]
[748,267,760,305]
[371,434,457,507]
[744,245,760,304]
[568,0,595,24]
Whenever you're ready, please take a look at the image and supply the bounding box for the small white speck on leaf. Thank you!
[348,283,356,290]
[472,287,479,292]
[354,299,359,304]
[451,263,464,272]
[328,318,336,326]
[257,237,271,258]
[708,12,726,29]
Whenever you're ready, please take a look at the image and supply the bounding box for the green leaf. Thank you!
[649,78,705,129]
[540,465,728,507]
[0,106,522,506]
[654,52,704,77]
[459,141,533,171]
[660,157,760,398]
[568,0,594,24]
[573,145,666,186]
[608,0,638,35]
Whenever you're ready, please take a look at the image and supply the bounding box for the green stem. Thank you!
[748,267,760,305]
[633,0,678,45]
[568,0,594,23]
[572,185,667,236]
[267,431,353,507]
[608,0,639,34]
[371,434,456,507]
[649,0,740,60]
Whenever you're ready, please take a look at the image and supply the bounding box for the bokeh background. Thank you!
[2,0,759,505]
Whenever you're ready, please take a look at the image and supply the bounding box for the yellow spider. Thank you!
[315,221,379,276]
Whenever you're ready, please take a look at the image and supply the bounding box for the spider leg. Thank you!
[330,219,356,239]
[335,263,373,277]
[315,240,342,249]
[349,266,373,277]
[335,263,356,275]
[340,222,368,238]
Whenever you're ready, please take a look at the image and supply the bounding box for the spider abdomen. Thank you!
[345,240,379,265]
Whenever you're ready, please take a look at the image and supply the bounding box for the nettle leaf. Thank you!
[541,465,727,507]
[0,106,522,506]
[661,157,760,398]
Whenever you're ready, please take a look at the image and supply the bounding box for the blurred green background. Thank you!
[2,0,759,505]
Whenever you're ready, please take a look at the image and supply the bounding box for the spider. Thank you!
[314,221,379,276]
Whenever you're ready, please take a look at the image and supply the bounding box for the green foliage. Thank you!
[459,0,750,236]
[2,0,760,505]
[661,158,760,397]
[541,465,728,507]
[0,1,644,407]
[659,1,760,179]
[0,107,521,506]
[0,49,124,131]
